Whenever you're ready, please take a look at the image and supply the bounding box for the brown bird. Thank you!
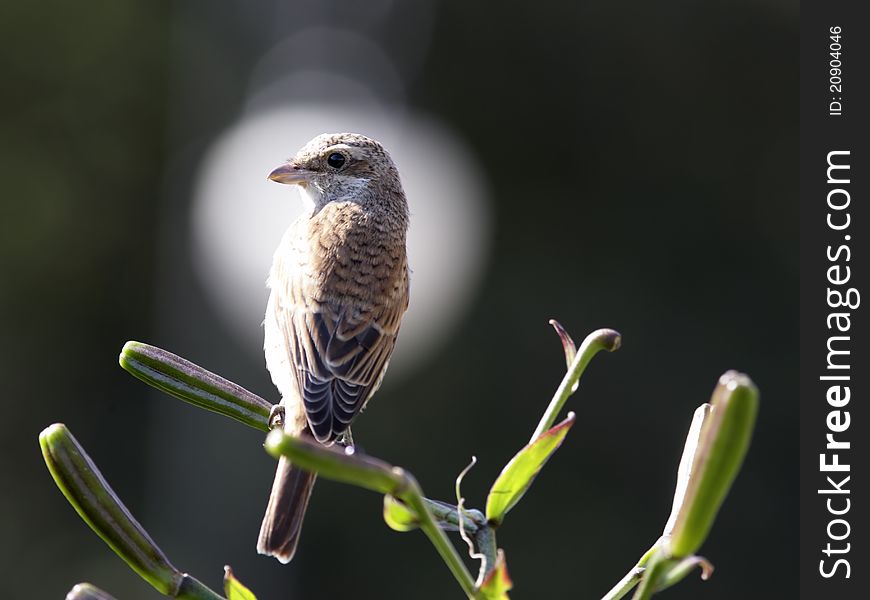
[257,133,410,563]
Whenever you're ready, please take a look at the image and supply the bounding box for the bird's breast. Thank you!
[279,202,408,315]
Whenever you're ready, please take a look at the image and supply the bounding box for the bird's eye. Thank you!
[326,152,346,169]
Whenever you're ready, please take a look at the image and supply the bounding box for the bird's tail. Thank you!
[257,455,317,563]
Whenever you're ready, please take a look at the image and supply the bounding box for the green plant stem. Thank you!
[414,498,497,585]
[423,498,487,533]
[600,543,659,600]
[175,575,226,600]
[473,526,498,587]
[120,342,484,596]
[404,479,479,598]
[631,551,675,600]
[601,567,644,600]
[265,431,477,598]
[530,328,620,442]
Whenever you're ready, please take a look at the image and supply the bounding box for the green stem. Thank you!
[600,543,659,600]
[473,526,498,587]
[601,567,644,600]
[531,328,621,442]
[405,497,496,587]
[423,498,487,533]
[631,551,673,600]
[403,477,478,598]
[175,574,226,600]
[265,431,477,598]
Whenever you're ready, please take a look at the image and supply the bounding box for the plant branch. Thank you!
[264,430,477,598]
[630,551,671,600]
[604,371,758,599]
[600,543,659,600]
[531,328,621,442]
[423,498,487,532]
[473,525,498,587]
[120,341,491,595]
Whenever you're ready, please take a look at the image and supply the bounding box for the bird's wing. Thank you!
[271,264,408,443]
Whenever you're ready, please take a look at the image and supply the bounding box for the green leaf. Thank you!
[119,341,272,432]
[224,566,257,600]
[485,413,575,526]
[475,550,512,600]
[383,494,420,532]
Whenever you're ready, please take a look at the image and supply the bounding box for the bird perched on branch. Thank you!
[257,133,410,563]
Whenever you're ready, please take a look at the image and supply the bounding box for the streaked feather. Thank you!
[267,203,409,443]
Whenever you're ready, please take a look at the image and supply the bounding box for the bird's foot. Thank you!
[268,404,285,430]
[337,428,355,451]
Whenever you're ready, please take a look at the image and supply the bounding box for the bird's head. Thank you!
[269,133,404,213]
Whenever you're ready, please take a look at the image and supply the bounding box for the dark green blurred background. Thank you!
[1,1,796,598]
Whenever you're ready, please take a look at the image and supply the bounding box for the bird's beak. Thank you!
[268,163,309,185]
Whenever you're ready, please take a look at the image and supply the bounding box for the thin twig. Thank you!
[265,431,477,598]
